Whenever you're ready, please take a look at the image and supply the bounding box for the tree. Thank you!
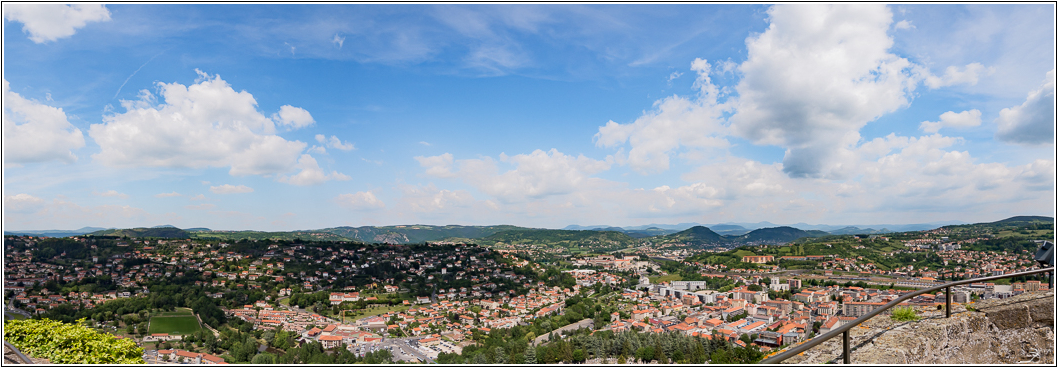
[524,345,536,364]
[251,353,276,364]
[653,343,666,364]
[494,347,508,364]
[572,349,585,363]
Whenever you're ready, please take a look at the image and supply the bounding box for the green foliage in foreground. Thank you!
[4,318,145,364]
[890,306,919,322]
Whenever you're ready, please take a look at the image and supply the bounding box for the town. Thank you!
[3,218,1053,364]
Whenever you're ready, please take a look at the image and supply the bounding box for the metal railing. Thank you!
[3,341,34,364]
[760,266,1055,364]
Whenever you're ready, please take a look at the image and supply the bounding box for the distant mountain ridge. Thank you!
[656,225,828,247]
[89,227,190,239]
[318,225,528,244]
[658,226,725,245]
[565,220,968,234]
[13,217,1040,245]
[737,226,829,243]
[4,227,111,237]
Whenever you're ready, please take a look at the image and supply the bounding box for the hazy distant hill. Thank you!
[622,223,705,231]
[4,227,110,237]
[562,225,678,238]
[320,225,527,244]
[562,225,614,231]
[190,230,353,242]
[709,224,751,236]
[828,226,885,235]
[475,229,639,251]
[89,227,190,239]
[622,227,680,238]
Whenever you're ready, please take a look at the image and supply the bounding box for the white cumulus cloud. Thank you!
[278,154,351,186]
[397,184,478,213]
[418,149,612,203]
[730,4,920,179]
[4,193,45,213]
[89,70,308,176]
[2,79,86,164]
[315,134,355,151]
[336,191,385,210]
[415,153,455,178]
[210,184,254,194]
[919,110,982,133]
[995,69,1056,145]
[155,192,181,198]
[595,58,728,174]
[272,105,315,129]
[2,4,110,43]
[924,62,994,89]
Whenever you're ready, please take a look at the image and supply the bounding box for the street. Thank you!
[533,318,594,346]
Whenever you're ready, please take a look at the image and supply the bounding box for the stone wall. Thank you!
[782,290,1054,364]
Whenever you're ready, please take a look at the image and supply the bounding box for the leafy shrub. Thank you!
[4,318,144,364]
[890,306,919,322]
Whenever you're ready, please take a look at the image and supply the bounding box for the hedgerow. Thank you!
[3,318,145,364]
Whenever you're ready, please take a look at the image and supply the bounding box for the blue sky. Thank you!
[3,4,1055,231]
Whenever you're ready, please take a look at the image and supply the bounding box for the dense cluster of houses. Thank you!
[594,268,1049,352]
[155,349,226,364]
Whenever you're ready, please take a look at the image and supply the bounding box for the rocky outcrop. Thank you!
[782,290,1055,364]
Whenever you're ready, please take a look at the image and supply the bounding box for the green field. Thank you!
[733,249,756,257]
[649,274,684,284]
[148,315,201,335]
[152,308,194,317]
[337,304,409,321]
[996,229,1053,238]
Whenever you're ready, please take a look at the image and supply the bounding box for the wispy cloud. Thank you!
[209,184,254,194]
[94,190,129,199]
[332,33,345,49]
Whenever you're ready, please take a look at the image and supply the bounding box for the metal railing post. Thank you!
[760,267,1055,364]
[945,286,951,318]
[842,330,850,364]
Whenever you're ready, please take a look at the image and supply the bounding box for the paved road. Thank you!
[5,297,31,319]
[385,338,435,363]
[194,313,220,337]
[276,296,340,324]
[533,318,594,346]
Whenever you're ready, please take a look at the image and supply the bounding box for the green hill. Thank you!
[475,229,640,252]
[939,215,1054,239]
[736,226,828,244]
[189,230,354,242]
[990,216,1054,225]
[656,226,725,247]
[622,227,680,238]
[89,227,190,239]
